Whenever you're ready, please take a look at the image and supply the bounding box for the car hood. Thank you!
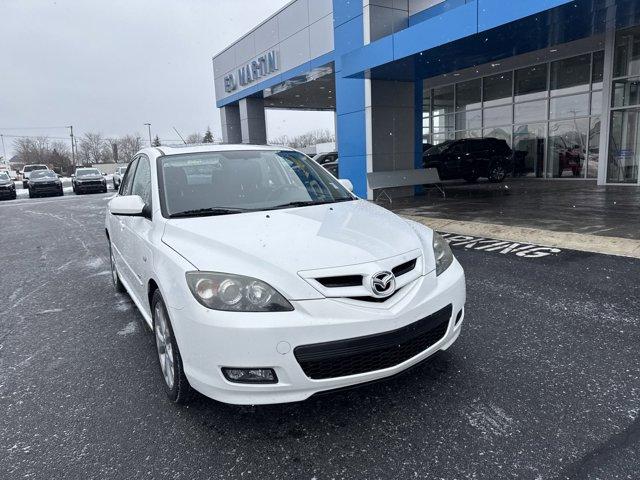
[161,200,427,300]
[30,177,58,183]
[77,175,103,180]
[0,179,12,185]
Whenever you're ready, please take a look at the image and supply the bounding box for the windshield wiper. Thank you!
[169,207,250,218]
[269,200,336,210]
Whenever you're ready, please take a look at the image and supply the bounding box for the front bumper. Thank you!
[76,182,107,192]
[169,259,466,405]
[30,184,62,196]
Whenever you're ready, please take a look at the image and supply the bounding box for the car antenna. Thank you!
[173,127,187,145]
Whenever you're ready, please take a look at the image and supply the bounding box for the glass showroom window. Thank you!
[608,26,640,183]
[422,51,604,178]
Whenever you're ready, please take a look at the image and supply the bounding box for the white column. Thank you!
[597,4,617,186]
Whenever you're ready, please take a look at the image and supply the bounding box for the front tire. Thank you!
[152,290,192,405]
[488,164,507,183]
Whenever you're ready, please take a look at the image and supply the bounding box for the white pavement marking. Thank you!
[403,215,640,259]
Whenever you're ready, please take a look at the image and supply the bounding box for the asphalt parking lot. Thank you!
[1,193,639,480]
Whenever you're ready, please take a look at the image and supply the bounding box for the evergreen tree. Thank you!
[203,127,214,143]
[152,135,161,147]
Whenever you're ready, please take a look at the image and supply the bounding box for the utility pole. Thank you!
[144,123,152,146]
[67,126,76,166]
[0,134,6,163]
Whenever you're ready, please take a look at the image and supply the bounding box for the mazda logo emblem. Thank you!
[370,271,396,298]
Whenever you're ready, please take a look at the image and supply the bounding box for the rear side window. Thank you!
[120,158,138,195]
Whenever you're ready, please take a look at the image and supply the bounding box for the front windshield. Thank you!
[25,165,47,173]
[159,150,354,218]
[76,168,100,177]
[31,170,57,180]
[425,141,453,155]
[0,172,10,181]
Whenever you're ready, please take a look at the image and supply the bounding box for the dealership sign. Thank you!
[224,50,279,93]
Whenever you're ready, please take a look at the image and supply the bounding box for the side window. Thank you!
[450,143,465,154]
[120,158,138,195]
[131,155,152,208]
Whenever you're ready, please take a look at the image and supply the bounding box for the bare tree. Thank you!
[12,136,72,173]
[269,129,335,149]
[78,132,111,165]
[185,133,202,144]
[116,134,143,162]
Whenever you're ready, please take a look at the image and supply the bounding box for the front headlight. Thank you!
[433,232,454,276]
[186,272,294,312]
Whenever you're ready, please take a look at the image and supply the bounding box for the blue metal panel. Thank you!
[333,0,364,28]
[333,0,368,197]
[339,154,368,196]
[335,76,366,116]
[336,110,367,157]
[477,0,574,31]
[393,1,478,60]
[334,15,364,72]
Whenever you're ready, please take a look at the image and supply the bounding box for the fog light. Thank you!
[222,368,278,384]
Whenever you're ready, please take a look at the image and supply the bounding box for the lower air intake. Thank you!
[294,305,452,380]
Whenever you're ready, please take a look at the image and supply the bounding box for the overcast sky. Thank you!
[0,0,334,159]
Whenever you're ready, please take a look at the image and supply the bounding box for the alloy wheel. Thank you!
[154,303,175,390]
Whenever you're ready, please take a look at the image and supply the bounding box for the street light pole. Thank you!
[144,123,152,146]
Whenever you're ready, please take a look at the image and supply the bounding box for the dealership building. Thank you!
[212,0,640,198]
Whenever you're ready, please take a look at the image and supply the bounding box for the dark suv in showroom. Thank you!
[423,138,512,183]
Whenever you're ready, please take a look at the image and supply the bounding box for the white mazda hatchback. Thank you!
[106,145,466,405]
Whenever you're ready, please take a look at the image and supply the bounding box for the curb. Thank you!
[402,215,640,259]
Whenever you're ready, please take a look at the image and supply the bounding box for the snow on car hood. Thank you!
[161,200,425,300]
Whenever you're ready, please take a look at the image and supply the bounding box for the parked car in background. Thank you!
[106,145,465,406]
[313,152,339,177]
[423,138,512,183]
[0,166,17,181]
[113,165,128,190]
[312,151,338,166]
[21,164,49,188]
[72,167,107,194]
[27,170,63,198]
[0,171,17,200]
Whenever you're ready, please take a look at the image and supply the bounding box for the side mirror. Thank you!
[71,174,75,178]
[109,195,146,217]
[338,179,354,192]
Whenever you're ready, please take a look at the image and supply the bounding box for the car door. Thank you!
[123,154,154,305]
[111,157,139,289]
[443,142,466,178]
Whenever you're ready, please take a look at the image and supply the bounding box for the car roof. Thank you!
[151,144,298,157]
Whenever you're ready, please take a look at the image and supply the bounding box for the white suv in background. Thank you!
[105,145,466,405]
[21,164,49,188]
